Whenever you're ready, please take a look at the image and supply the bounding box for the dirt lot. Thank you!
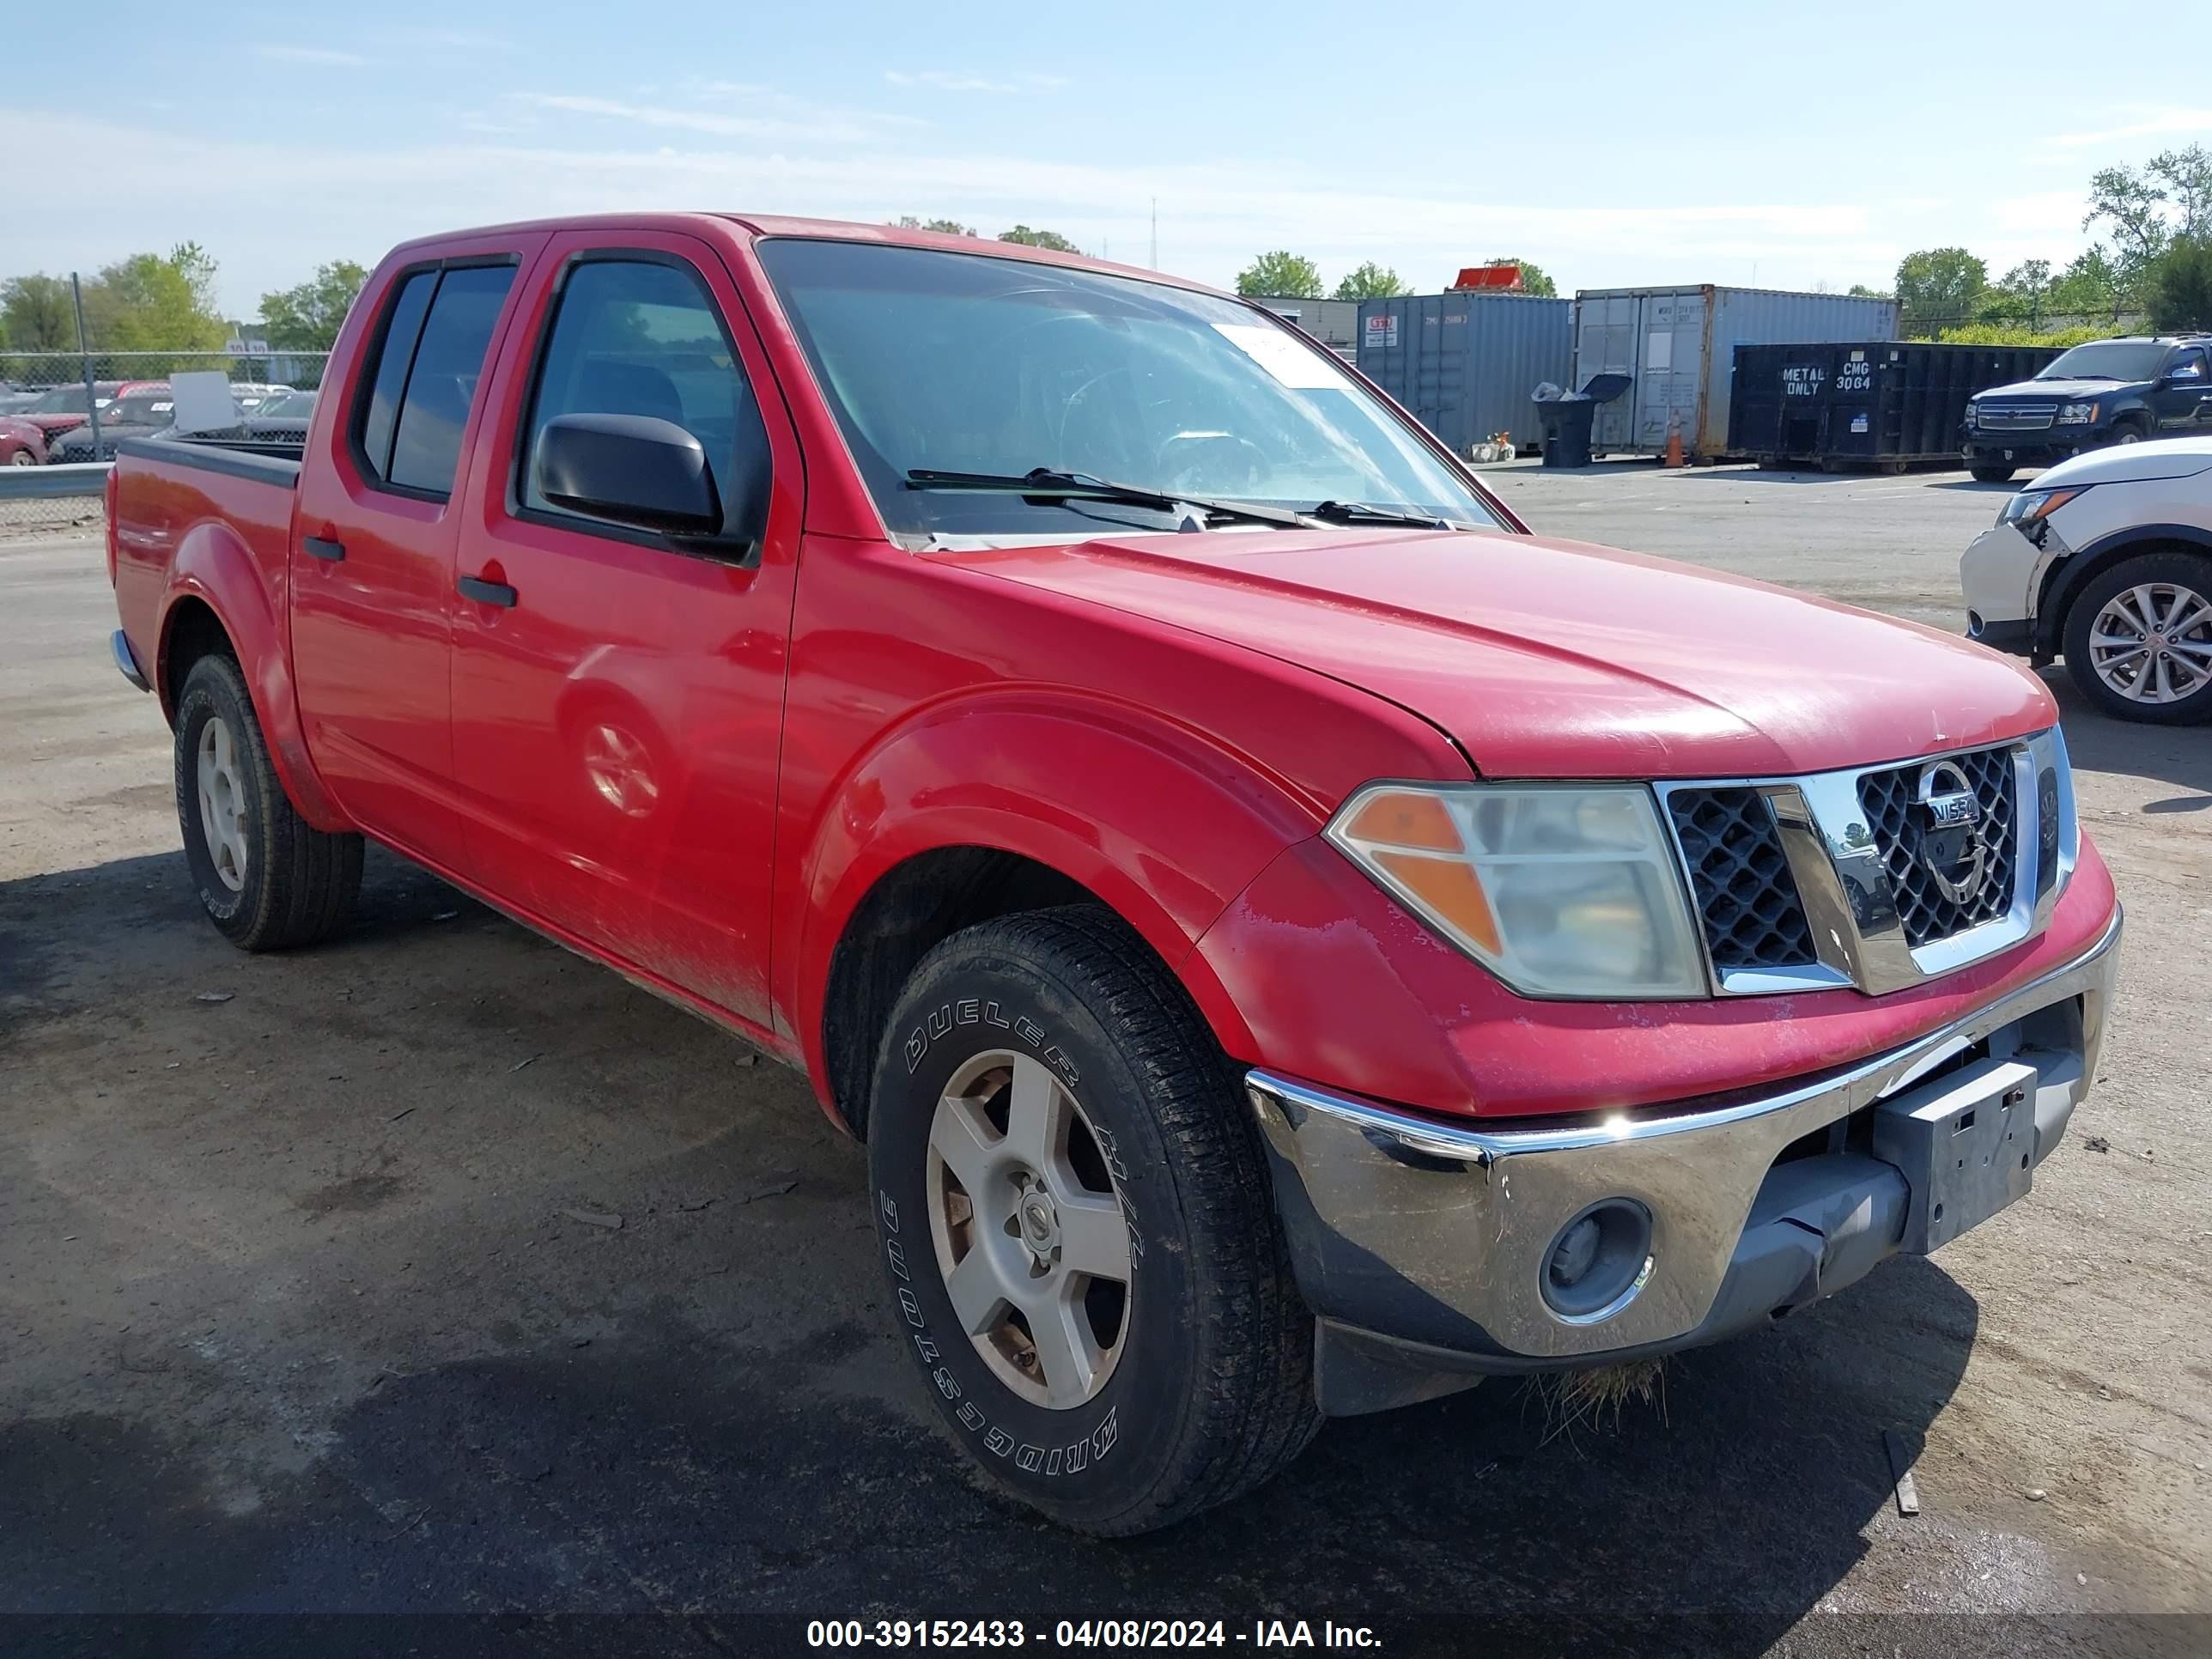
[3,466,2209,1655]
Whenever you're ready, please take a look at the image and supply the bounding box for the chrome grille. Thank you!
[1665,788,1816,970]
[1972,402,2056,432]
[1856,745,2018,947]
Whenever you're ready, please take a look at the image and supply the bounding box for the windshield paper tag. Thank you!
[1211,323,1339,390]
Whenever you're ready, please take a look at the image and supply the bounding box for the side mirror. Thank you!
[536,413,722,536]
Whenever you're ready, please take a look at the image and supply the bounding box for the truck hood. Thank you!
[948,528,2055,780]
[2039,433,2212,487]
[1975,377,2145,401]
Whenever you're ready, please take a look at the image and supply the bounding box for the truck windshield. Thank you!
[757,239,1503,539]
[2037,342,2169,382]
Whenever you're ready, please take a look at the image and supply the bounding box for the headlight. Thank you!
[2000,485,2083,528]
[2057,402,2098,424]
[1327,782,1706,999]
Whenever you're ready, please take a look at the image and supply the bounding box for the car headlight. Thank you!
[1999,485,2084,529]
[1327,782,1706,999]
[2057,402,2098,424]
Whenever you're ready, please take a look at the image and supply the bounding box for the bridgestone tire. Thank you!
[867,905,1319,1534]
[173,653,364,950]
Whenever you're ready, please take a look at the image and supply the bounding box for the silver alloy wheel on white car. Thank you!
[2087,581,2212,705]
[925,1048,1133,1410]
[195,714,250,892]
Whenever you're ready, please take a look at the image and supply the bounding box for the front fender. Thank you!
[789,691,1333,1089]
[161,521,345,831]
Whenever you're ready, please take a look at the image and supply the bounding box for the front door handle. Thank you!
[458,575,518,608]
[302,536,345,562]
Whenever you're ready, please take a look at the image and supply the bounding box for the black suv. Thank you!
[1962,334,2212,482]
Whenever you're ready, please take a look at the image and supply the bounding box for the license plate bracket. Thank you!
[1872,1058,2039,1254]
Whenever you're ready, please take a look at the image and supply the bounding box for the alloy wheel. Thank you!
[2087,581,2212,705]
[195,715,250,892]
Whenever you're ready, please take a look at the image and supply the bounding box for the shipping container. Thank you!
[1728,341,2060,469]
[1354,291,1573,457]
[1572,285,1900,459]
[1252,296,1361,362]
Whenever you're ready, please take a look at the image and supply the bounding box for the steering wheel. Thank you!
[1152,430,1272,496]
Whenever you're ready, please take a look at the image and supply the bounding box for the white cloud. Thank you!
[1992,191,2087,234]
[2045,108,2212,149]
[253,45,370,67]
[884,70,1023,94]
[511,92,903,146]
[0,107,1923,312]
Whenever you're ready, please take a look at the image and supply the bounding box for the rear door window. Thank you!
[353,263,516,497]
[388,266,517,495]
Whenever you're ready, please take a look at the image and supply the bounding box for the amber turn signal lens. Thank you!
[1340,789,1462,852]
[1371,851,1502,956]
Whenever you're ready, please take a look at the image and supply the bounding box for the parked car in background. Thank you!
[51,387,173,463]
[150,388,317,453]
[1963,335,2212,483]
[0,382,50,416]
[1963,434,2212,722]
[14,380,131,451]
[0,415,48,465]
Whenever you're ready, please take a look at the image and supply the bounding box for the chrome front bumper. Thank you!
[1248,908,2121,1405]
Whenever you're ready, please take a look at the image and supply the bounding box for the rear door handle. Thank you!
[302,536,345,562]
[458,575,519,608]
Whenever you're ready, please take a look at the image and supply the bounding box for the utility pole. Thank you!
[71,272,100,459]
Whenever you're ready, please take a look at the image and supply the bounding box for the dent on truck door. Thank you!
[444,231,804,1030]
[290,240,544,872]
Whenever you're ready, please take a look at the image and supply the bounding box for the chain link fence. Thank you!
[1,349,330,465]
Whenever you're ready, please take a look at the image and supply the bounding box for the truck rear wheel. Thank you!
[2063,550,2212,724]
[866,905,1317,1534]
[173,653,364,950]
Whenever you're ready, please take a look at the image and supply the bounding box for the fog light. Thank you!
[1541,1199,1654,1321]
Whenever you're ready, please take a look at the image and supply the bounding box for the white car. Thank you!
[1961,435,2212,723]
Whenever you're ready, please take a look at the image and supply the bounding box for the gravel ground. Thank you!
[3,464,2207,1656]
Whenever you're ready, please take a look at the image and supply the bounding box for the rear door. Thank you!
[291,232,546,871]
[444,228,805,1030]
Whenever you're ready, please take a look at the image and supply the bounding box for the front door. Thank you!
[446,231,803,1030]
[2152,345,2212,434]
[290,234,545,872]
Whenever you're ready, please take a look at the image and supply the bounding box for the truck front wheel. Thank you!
[1968,462,2015,483]
[866,905,1318,1534]
[173,653,364,949]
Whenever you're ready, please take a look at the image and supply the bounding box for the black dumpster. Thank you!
[1536,373,1632,468]
[1729,342,2059,470]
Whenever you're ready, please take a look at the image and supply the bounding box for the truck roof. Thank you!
[378,211,1225,299]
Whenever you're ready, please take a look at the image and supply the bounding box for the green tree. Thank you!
[894,215,978,236]
[2146,143,2212,239]
[998,225,1080,252]
[1846,283,1887,298]
[1333,261,1406,300]
[82,244,229,359]
[1477,257,1556,297]
[2084,162,2171,296]
[1235,251,1322,299]
[258,260,368,352]
[2148,235,2212,331]
[0,274,80,352]
[1893,246,1987,336]
[2049,246,2124,325]
[1984,258,2054,325]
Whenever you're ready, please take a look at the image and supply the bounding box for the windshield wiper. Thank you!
[1307,501,1455,530]
[2043,374,2118,382]
[904,467,1307,529]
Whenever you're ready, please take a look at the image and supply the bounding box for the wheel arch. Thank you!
[156,526,347,830]
[791,696,1320,1137]
[2039,523,2212,656]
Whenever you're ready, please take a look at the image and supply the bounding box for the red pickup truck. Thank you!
[106,215,2122,1535]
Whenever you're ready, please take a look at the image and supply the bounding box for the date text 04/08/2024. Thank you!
[805,1620,1383,1648]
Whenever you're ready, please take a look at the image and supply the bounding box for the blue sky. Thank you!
[10,1,2205,317]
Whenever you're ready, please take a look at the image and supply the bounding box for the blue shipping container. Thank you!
[1355,292,1574,458]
